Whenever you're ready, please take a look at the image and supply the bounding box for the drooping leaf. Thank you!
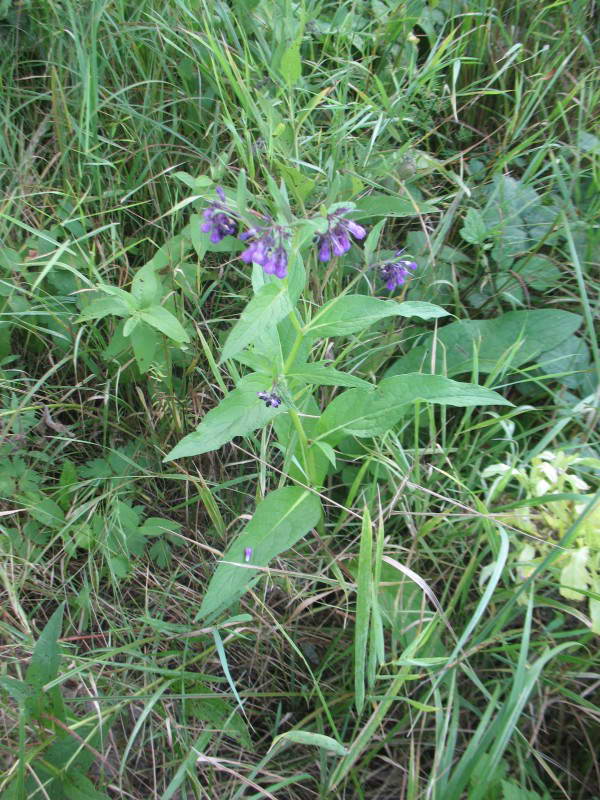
[165,374,285,461]
[271,730,348,756]
[317,373,511,444]
[220,283,292,363]
[77,296,130,321]
[305,296,448,338]
[386,310,582,378]
[197,487,322,619]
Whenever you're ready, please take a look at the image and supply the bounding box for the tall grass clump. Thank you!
[0,1,598,798]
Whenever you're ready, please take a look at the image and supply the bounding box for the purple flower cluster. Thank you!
[200,189,420,285]
[200,186,238,243]
[378,254,418,291]
[316,208,367,262]
[257,391,282,408]
[240,225,290,279]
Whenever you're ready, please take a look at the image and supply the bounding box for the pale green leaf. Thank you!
[271,730,347,756]
[560,548,590,601]
[221,283,292,363]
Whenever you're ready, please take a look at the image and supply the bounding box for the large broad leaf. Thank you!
[386,310,582,378]
[305,296,448,339]
[198,487,322,619]
[220,283,292,363]
[165,374,284,461]
[317,374,511,444]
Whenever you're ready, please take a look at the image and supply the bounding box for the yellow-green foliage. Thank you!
[483,451,600,632]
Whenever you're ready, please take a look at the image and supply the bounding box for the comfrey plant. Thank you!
[164,181,512,624]
[482,450,600,633]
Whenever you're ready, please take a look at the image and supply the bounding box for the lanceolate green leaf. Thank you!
[197,487,322,620]
[165,374,285,461]
[220,283,292,363]
[305,296,449,339]
[317,374,511,444]
[139,305,190,343]
[288,363,372,389]
[25,603,66,721]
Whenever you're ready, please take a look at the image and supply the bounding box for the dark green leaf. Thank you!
[25,603,65,719]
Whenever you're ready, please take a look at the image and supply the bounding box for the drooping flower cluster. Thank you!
[316,207,367,262]
[257,390,282,408]
[378,253,418,291]
[200,186,238,243]
[200,189,409,281]
[240,224,290,279]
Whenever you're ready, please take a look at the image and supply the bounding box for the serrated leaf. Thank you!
[198,487,322,619]
[149,539,172,568]
[501,779,544,800]
[317,373,511,444]
[220,283,292,363]
[460,208,488,245]
[305,296,448,338]
[165,374,285,461]
[139,305,190,343]
[140,517,182,537]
